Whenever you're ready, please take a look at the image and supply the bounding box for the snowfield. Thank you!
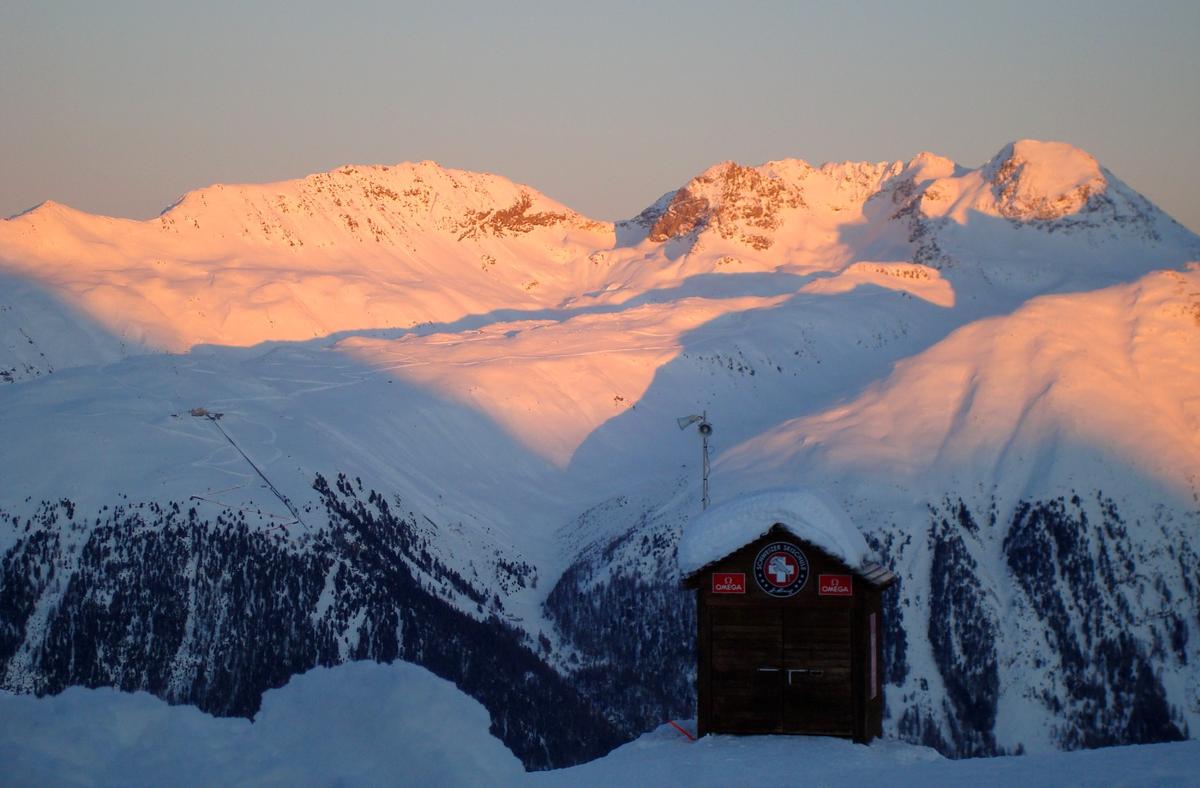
[2,660,1197,787]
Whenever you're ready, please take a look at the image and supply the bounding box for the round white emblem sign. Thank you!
[753,542,810,597]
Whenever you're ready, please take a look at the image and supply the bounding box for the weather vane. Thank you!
[677,411,713,510]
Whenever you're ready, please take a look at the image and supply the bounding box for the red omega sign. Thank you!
[712,572,746,594]
[818,574,853,596]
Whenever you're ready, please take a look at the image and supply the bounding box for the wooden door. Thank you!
[709,606,853,735]
[782,608,854,736]
[709,607,783,732]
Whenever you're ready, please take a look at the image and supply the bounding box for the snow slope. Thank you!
[534,723,1200,788]
[3,661,1198,787]
[720,264,1200,504]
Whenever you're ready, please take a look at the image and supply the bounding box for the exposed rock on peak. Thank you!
[647,161,807,249]
[455,191,583,241]
[646,189,709,243]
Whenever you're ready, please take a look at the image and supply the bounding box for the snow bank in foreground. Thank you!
[0,660,523,787]
[677,488,870,576]
[3,670,1199,787]
[531,723,1200,787]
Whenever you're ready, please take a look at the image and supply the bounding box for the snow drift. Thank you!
[0,660,523,786]
[3,660,1198,787]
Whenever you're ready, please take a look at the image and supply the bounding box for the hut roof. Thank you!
[678,489,872,579]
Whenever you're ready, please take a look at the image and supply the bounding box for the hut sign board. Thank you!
[712,573,746,594]
[753,542,810,598]
[819,575,853,596]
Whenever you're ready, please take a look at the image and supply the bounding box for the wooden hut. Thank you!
[678,492,896,741]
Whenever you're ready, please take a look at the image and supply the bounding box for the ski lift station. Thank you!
[679,490,896,741]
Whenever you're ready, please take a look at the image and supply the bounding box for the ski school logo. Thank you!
[753,542,810,597]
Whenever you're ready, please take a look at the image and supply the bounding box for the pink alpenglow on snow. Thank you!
[676,489,871,576]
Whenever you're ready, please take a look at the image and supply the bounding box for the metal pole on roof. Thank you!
[677,411,714,511]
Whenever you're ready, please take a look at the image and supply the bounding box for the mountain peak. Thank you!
[155,161,607,247]
[5,199,79,222]
[903,152,959,182]
[982,140,1107,221]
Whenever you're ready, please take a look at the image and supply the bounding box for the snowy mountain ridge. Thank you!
[3,139,1194,382]
[0,160,610,364]
[1,140,1198,769]
[8,160,604,251]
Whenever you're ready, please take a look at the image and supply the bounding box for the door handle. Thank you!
[787,668,824,682]
[756,667,780,673]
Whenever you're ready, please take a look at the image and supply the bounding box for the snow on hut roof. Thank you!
[678,488,871,577]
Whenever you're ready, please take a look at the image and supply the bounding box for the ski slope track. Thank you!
[1,140,1199,768]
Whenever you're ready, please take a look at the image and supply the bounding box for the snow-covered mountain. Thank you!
[1,140,1198,768]
[0,161,609,373]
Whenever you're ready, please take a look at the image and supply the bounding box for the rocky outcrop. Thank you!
[647,161,807,249]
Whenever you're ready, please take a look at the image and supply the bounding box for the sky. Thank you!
[1,0,1197,231]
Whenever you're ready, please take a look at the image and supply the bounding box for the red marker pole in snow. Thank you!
[668,720,696,741]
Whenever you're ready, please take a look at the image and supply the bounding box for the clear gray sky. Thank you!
[2,0,1197,230]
